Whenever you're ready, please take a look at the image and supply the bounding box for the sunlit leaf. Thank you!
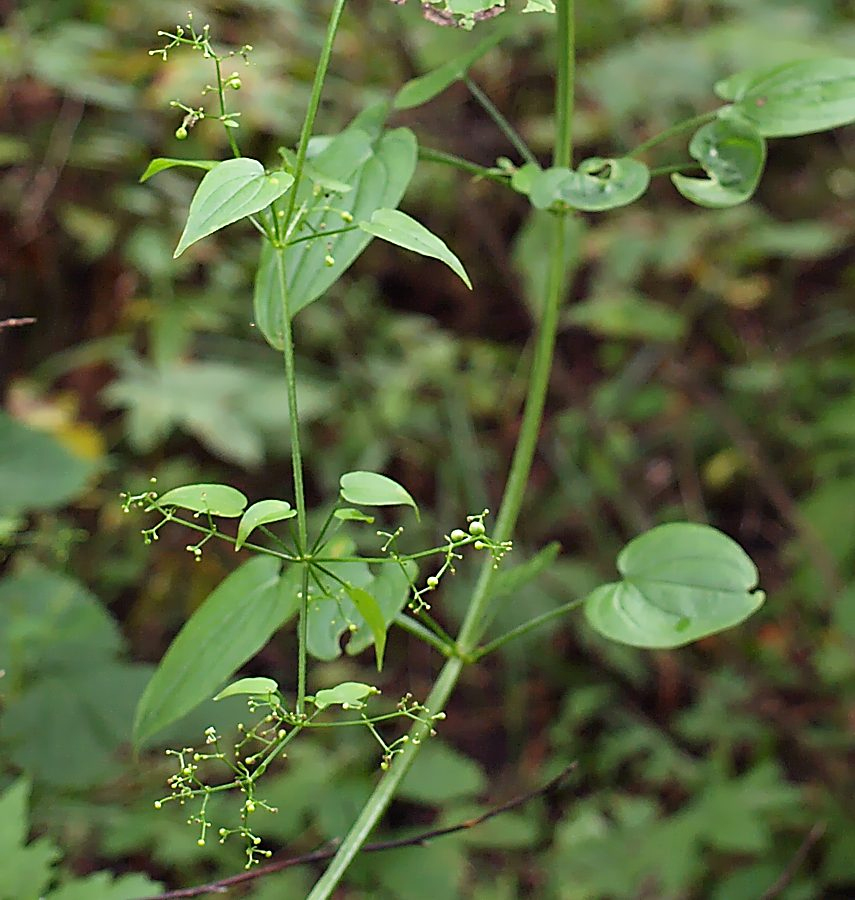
[174,158,294,257]
[672,115,766,208]
[584,523,764,648]
[359,208,472,289]
[716,58,855,137]
[153,483,247,518]
[235,499,296,550]
[213,676,279,701]
[339,471,419,517]
[139,158,217,183]
[312,681,378,711]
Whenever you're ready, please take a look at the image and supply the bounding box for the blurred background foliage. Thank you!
[1,0,855,897]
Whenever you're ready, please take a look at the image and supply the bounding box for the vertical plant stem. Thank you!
[273,0,348,716]
[214,56,241,158]
[274,247,309,714]
[306,3,576,896]
[284,0,348,223]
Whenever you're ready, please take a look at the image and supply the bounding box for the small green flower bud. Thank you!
[175,126,189,140]
[450,528,467,542]
[324,254,335,267]
[197,838,206,847]
[474,540,486,550]
[340,210,354,223]
[468,520,486,536]
[426,575,439,588]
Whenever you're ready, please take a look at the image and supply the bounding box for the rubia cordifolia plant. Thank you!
[126,0,855,895]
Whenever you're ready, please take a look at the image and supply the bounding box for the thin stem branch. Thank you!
[473,596,585,660]
[143,763,578,900]
[393,613,455,657]
[464,77,538,166]
[213,56,241,158]
[628,110,717,158]
[418,145,511,184]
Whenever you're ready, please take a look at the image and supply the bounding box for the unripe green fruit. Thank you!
[426,575,439,588]
[450,528,467,541]
[175,126,188,140]
[468,520,486,536]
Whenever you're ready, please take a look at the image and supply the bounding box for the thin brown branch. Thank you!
[0,317,37,329]
[759,821,827,900]
[142,762,579,899]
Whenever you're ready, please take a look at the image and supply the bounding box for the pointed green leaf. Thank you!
[523,0,555,10]
[139,158,217,183]
[340,471,419,517]
[214,676,279,701]
[153,483,247,518]
[584,522,764,649]
[344,585,388,671]
[334,507,375,524]
[359,208,472,289]
[235,499,296,550]
[312,681,377,711]
[393,18,513,110]
[715,58,855,137]
[672,116,766,208]
[254,120,417,347]
[174,158,294,257]
[133,557,300,746]
[346,560,416,658]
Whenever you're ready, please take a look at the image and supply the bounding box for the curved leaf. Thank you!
[526,158,650,212]
[133,557,299,746]
[254,116,417,348]
[562,157,650,212]
[235,499,296,550]
[346,560,416,658]
[153,483,247,518]
[672,116,766,208]
[174,158,294,257]
[339,471,419,517]
[213,676,279,701]
[359,208,472,289]
[715,58,855,138]
[312,682,377,711]
[584,522,764,649]
[139,158,217,183]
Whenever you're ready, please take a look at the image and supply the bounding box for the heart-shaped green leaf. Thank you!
[584,522,764,649]
[359,208,472,289]
[133,558,300,747]
[672,116,766,208]
[174,158,294,257]
[715,58,855,138]
[526,158,650,212]
[394,18,512,110]
[139,158,217,183]
[153,483,248,518]
[560,157,650,212]
[339,471,419,518]
[235,499,296,550]
[213,676,279,701]
[312,681,378,711]
[254,117,417,347]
